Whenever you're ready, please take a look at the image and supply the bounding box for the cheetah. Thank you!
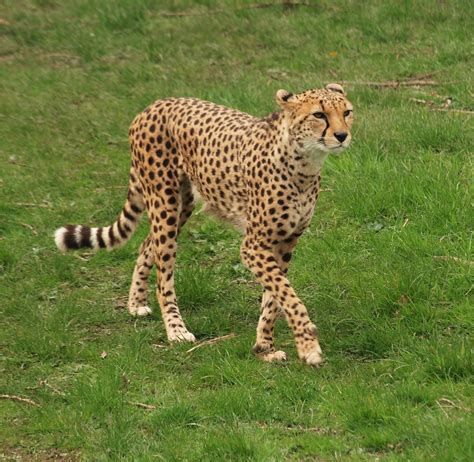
[55,83,353,366]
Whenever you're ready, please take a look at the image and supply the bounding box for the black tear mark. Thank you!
[319,119,329,143]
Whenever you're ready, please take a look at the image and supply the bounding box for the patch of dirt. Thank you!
[1,447,80,461]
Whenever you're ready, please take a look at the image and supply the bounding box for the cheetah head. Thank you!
[276,83,353,157]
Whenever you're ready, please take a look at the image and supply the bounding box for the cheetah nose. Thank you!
[334,132,348,143]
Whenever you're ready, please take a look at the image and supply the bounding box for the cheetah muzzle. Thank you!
[55,83,354,366]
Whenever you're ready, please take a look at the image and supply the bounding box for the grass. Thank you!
[0,0,473,460]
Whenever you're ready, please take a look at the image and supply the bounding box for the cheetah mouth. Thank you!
[328,143,349,155]
[299,138,350,156]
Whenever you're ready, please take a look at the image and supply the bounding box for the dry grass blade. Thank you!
[26,380,66,396]
[433,255,474,266]
[94,186,128,191]
[74,253,94,261]
[0,394,41,407]
[40,380,66,396]
[437,398,471,412]
[186,333,236,353]
[157,1,316,17]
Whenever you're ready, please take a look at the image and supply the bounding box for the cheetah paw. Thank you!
[261,350,287,362]
[167,329,196,343]
[303,349,324,366]
[129,306,153,317]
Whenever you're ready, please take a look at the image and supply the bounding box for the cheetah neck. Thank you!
[289,145,326,192]
[272,114,324,191]
[295,141,330,172]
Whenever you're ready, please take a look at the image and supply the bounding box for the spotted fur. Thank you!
[55,83,354,365]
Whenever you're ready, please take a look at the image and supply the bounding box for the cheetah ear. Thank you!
[326,83,346,96]
[275,89,296,109]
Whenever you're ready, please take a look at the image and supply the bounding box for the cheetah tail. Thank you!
[54,168,145,252]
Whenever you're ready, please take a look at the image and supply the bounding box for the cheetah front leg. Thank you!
[253,239,298,362]
[253,292,287,362]
[241,237,322,366]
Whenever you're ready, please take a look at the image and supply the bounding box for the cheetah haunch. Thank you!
[55,83,353,365]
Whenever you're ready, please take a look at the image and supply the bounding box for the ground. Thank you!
[0,0,473,460]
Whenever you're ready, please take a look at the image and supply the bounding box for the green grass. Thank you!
[1,0,473,460]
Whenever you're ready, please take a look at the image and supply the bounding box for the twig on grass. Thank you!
[0,394,41,407]
[157,1,317,17]
[127,401,156,411]
[7,221,38,236]
[20,223,38,235]
[340,79,442,89]
[256,421,342,435]
[433,255,474,266]
[14,202,52,209]
[410,98,474,114]
[410,98,432,105]
[429,108,474,114]
[186,333,236,353]
[408,70,443,80]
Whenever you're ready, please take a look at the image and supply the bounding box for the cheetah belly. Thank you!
[174,128,249,231]
[190,180,247,232]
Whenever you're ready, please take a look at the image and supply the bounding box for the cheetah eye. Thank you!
[313,112,326,119]
[343,110,352,117]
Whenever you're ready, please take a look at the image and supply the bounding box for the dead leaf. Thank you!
[442,97,453,108]
[8,155,26,166]
[398,294,410,305]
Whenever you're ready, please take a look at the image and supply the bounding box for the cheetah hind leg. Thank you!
[128,180,196,322]
[128,234,154,317]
